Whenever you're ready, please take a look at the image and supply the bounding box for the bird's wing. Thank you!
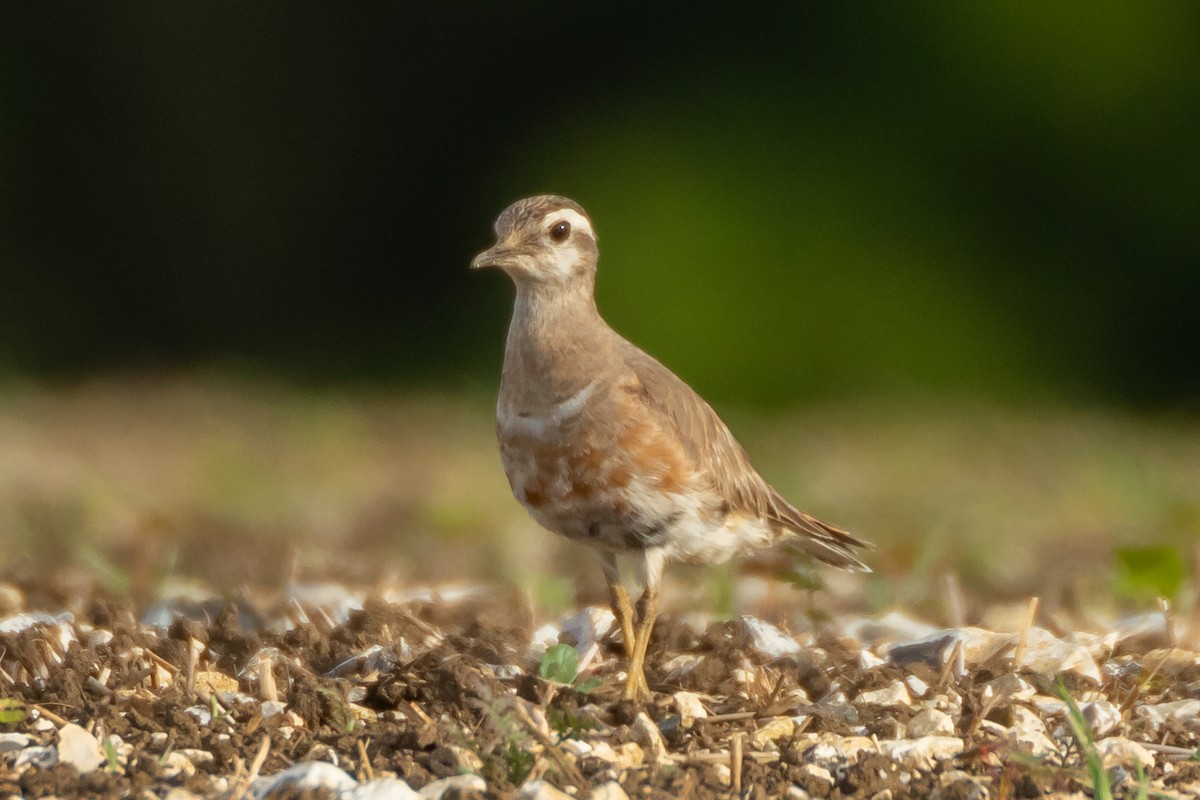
[619,342,870,572]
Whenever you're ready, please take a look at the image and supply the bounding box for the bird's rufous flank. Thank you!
[472,195,869,699]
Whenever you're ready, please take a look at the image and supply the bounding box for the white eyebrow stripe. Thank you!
[545,209,594,237]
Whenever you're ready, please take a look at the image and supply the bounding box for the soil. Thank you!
[0,572,1197,799]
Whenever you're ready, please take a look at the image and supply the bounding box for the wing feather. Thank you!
[619,342,870,572]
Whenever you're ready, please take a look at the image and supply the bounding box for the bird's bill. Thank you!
[470,245,520,270]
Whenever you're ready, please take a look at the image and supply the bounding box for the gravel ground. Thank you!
[0,574,1198,800]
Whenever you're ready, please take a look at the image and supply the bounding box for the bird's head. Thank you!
[471,195,598,288]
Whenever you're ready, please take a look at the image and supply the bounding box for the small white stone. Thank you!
[262,700,288,718]
[1020,628,1102,684]
[711,763,732,786]
[786,787,812,800]
[159,751,196,780]
[345,777,423,799]
[907,709,955,737]
[1096,737,1155,770]
[905,675,929,698]
[1031,694,1067,716]
[796,763,835,787]
[1136,699,1200,731]
[515,779,575,800]
[1082,698,1122,738]
[858,649,887,669]
[56,723,105,773]
[15,746,57,770]
[419,774,485,800]
[0,732,30,752]
[1010,707,1056,755]
[739,616,801,659]
[673,691,708,728]
[177,748,215,765]
[980,673,1035,704]
[631,712,668,763]
[877,736,963,768]
[250,761,357,797]
[590,781,630,800]
[88,629,115,647]
[163,789,206,800]
[858,682,911,707]
[750,717,796,750]
[561,606,616,648]
[184,705,213,726]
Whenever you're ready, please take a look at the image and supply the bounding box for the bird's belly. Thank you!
[497,414,760,562]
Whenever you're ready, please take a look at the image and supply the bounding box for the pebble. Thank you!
[57,722,105,772]
[250,761,357,798]
[163,790,206,800]
[904,675,929,698]
[672,690,708,728]
[907,708,955,737]
[0,732,30,752]
[1136,699,1200,731]
[1096,737,1155,770]
[419,774,486,800]
[515,779,574,800]
[590,781,630,800]
[840,611,938,645]
[178,747,215,766]
[15,746,57,770]
[786,787,812,800]
[561,606,616,648]
[631,712,668,763]
[877,736,964,768]
[750,716,796,749]
[345,778,423,799]
[1009,706,1056,755]
[980,673,1035,703]
[1082,698,1122,737]
[159,751,197,780]
[739,615,801,659]
[796,763,835,788]
[858,681,911,707]
[1020,628,1102,684]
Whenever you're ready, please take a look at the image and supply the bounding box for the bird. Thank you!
[471,195,869,699]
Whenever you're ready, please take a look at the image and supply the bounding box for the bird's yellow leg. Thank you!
[623,584,658,700]
[606,578,637,661]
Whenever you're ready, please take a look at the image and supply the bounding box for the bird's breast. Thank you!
[496,387,722,554]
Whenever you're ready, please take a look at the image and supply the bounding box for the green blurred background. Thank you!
[3,3,1198,407]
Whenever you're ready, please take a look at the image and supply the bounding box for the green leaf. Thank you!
[1114,545,1187,604]
[574,676,602,694]
[0,699,26,724]
[537,644,579,685]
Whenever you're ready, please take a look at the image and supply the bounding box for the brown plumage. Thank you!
[472,195,869,699]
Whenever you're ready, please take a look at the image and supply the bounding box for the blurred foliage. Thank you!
[1113,545,1188,606]
[1,3,1198,407]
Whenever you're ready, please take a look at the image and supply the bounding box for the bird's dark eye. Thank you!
[549,220,571,243]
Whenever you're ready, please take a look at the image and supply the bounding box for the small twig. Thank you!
[31,703,69,726]
[1135,741,1196,757]
[694,711,758,725]
[256,653,278,703]
[1012,596,1040,670]
[144,648,180,675]
[356,738,374,782]
[944,573,965,628]
[939,640,963,687]
[185,637,201,697]
[730,732,743,795]
[229,734,270,800]
[1158,597,1176,648]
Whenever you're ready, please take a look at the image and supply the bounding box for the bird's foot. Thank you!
[622,659,651,700]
